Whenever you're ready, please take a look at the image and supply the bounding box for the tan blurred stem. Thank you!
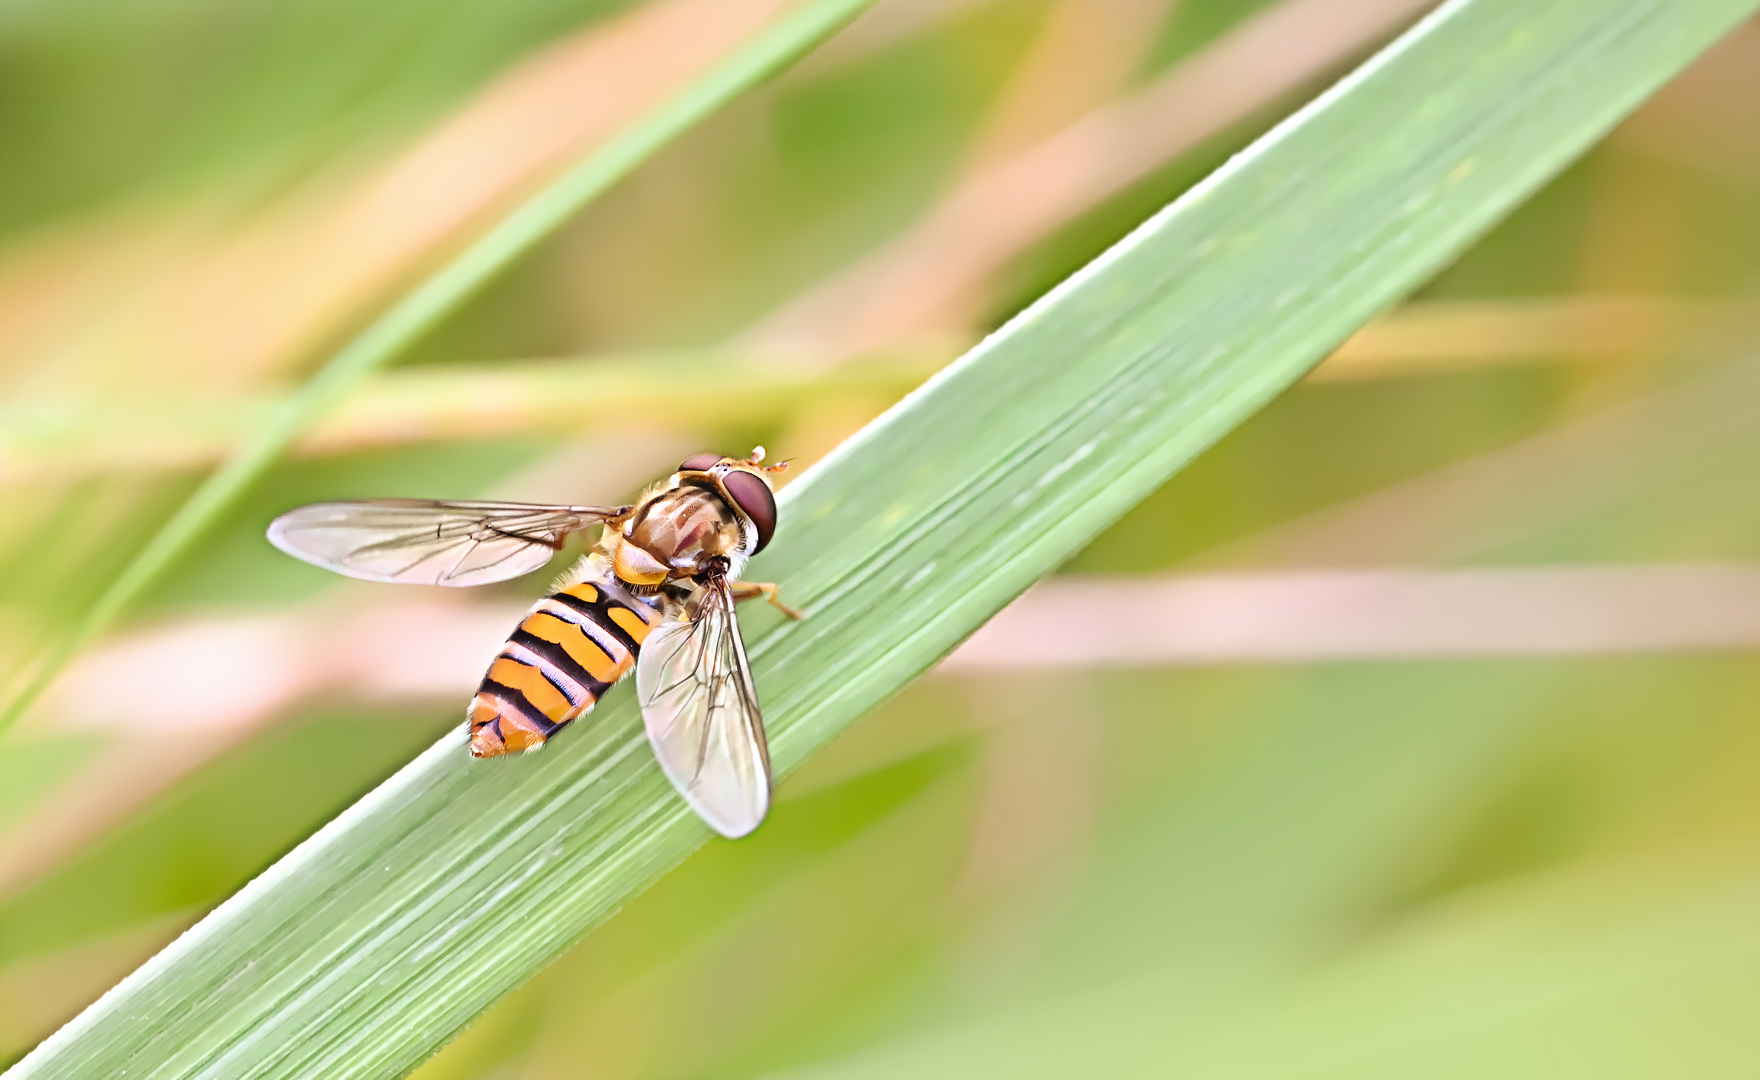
[745,0,1439,358]
[8,556,1755,897]
[1313,295,1760,380]
[0,351,944,483]
[964,0,1177,167]
[5,298,1752,483]
[791,0,1008,75]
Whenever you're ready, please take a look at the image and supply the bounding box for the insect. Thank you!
[266,448,800,838]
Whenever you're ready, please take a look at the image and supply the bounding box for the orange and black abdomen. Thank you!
[467,578,664,757]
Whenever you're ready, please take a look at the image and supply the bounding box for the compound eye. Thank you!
[720,470,776,554]
[678,452,722,473]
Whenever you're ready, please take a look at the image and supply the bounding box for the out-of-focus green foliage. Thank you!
[1,0,1757,1076]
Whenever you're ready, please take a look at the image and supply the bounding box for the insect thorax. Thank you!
[616,483,747,584]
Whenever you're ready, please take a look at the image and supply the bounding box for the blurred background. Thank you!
[0,0,1756,1075]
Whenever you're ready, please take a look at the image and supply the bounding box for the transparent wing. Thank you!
[266,499,624,587]
[636,577,771,838]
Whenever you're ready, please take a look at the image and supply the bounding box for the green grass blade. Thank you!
[0,0,879,738]
[10,0,1753,1076]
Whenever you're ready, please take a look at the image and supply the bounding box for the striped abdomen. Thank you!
[467,576,665,757]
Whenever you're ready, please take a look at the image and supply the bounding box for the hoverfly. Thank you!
[267,448,800,838]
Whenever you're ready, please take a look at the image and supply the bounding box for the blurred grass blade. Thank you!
[11,0,1754,1076]
[0,0,879,737]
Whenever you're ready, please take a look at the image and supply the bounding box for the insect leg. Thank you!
[727,581,803,619]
